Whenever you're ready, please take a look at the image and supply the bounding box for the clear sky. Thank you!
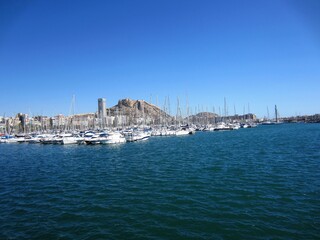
[0,0,319,118]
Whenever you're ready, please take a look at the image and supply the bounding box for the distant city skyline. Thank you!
[0,0,319,118]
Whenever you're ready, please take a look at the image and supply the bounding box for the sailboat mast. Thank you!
[224,97,227,118]
[176,97,179,127]
[186,94,189,125]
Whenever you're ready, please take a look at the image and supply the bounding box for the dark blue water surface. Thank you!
[1,124,320,239]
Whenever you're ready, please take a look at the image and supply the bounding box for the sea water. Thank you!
[0,123,319,239]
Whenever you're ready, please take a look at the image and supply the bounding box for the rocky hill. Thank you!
[107,98,173,124]
[188,112,256,124]
[106,99,257,125]
[188,112,220,124]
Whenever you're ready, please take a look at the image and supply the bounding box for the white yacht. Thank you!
[230,123,241,130]
[175,126,195,135]
[85,134,101,145]
[40,134,60,144]
[166,129,176,136]
[0,135,19,143]
[100,132,126,144]
[175,128,190,136]
[85,132,107,145]
[125,131,150,142]
[214,122,234,131]
[61,133,82,145]
[203,125,215,131]
[28,134,47,143]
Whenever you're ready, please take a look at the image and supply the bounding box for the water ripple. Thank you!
[0,124,320,239]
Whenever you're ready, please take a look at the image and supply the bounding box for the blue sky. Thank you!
[0,0,319,118]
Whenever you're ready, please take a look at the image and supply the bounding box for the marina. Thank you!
[0,122,258,145]
[0,98,261,145]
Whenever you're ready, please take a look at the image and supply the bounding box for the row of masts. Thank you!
[266,105,280,122]
[1,96,270,134]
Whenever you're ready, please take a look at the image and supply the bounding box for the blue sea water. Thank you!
[0,123,319,239]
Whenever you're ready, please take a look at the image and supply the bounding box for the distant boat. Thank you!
[28,134,47,143]
[261,105,283,125]
[85,133,106,145]
[0,135,19,143]
[61,133,82,145]
[214,122,234,131]
[175,125,195,135]
[100,132,126,144]
[261,120,277,125]
[175,128,189,136]
[125,131,150,142]
[40,134,58,144]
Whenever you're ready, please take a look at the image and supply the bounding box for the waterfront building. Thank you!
[72,113,96,130]
[98,98,107,128]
